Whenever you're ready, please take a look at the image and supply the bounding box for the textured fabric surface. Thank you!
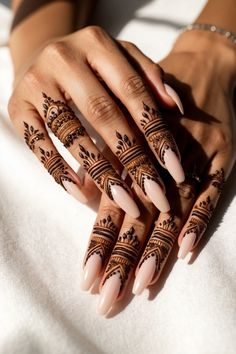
[0,1,236,353]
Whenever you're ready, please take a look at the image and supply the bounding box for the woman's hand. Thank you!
[8,26,185,217]
[80,29,236,315]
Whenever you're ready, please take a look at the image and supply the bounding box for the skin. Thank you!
[8,0,236,311]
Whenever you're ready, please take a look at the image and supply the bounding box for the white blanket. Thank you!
[0,1,236,353]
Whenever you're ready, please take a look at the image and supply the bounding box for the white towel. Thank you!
[0,1,236,353]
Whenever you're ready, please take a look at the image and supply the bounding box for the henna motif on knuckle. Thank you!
[139,216,178,275]
[102,227,141,291]
[140,102,179,167]
[39,147,75,188]
[78,144,130,200]
[115,131,163,194]
[209,168,225,194]
[42,93,85,148]
[23,122,45,151]
[85,215,118,267]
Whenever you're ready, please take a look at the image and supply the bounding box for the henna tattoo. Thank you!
[39,147,75,188]
[183,196,214,245]
[115,131,162,194]
[85,215,118,266]
[102,227,141,290]
[139,216,178,274]
[42,93,85,148]
[210,168,225,194]
[140,102,179,166]
[78,144,130,200]
[23,122,45,151]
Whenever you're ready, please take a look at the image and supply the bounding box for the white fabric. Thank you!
[0,1,236,353]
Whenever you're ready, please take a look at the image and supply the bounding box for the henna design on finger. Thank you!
[115,131,163,193]
[209,168,225,194]
[102,227,141,291]
[140,103,179,166]
[85,215,118,267]
[23,122,45,151]
[42,93,85,148]
[39,147,75,188]
[139,216,178,276]
[78,144,130,200]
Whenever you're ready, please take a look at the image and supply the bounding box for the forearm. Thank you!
[10,0,94,77]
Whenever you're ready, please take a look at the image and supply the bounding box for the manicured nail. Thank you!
[97,273,121,315]
[164,83,184,115]
[178,232,196,259]
[62,180,88,204]
[144,178,170,212]
[80,254,102,291]
[133,256,156,295]
[164,149,185,183]
[110,184,140,218]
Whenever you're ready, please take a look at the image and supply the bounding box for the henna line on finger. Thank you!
[23,122,45,151]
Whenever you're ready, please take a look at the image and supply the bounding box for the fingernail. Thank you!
[133,256,156,295]
[110,184,140,218]
[178,232,196,259]
[62,180,88,204]
[97,273,121,315]
[164,83,184,115]
[164,149,185,183]
[144,178,170,212]
[80,254,102,291]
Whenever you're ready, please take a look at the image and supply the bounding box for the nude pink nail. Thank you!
[80,254,102,291]
[132,256,156,295]
[111,184,140,218]
[164,149,185,183]
[144,178,170,212]
[164,83,184,115]
[62,180,88,204]
[178,232,196,259]
[97,273,121,315]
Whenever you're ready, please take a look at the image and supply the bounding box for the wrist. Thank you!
[172,30,236,85]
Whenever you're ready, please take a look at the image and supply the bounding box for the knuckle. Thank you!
[41,41,72,65]
[214,128,233,151]
[122,75,147,97]
[87,96,118,126]
[83,25,108,42]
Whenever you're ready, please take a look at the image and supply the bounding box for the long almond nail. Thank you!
[110,184,140,218]
[97,273,121,315]
[144,178,170,212]
[80,254,102,291]
[133,256,156,295]
[178,232,196,259]
[164,83,184,115]
[164,149,185,183]
[62,180,88,204]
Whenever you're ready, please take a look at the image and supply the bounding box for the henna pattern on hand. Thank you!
[23,122,45,151]
[183,196,214,245]
[139,216,178,275]
[115,131,163,194]
[140,103,179,166]
[102,227,141,291]
[42,93,85,148]
[85,215,118,267]
[210,168,225,194]
[39,147,75,189]
[78,144,130,200]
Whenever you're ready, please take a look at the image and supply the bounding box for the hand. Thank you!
[80,29,236,315]
[8,26,185,218]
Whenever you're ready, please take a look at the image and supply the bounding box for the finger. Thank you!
[83,31,185,183]
[97,196,157,316]
[80,192,124,291]
[177,160,228,260]
[119,40,184,114]
[9,102,92,203]
[45,53,170,212]
[29,87,140,218]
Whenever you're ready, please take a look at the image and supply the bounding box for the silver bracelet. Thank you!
[182,23,236,45]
